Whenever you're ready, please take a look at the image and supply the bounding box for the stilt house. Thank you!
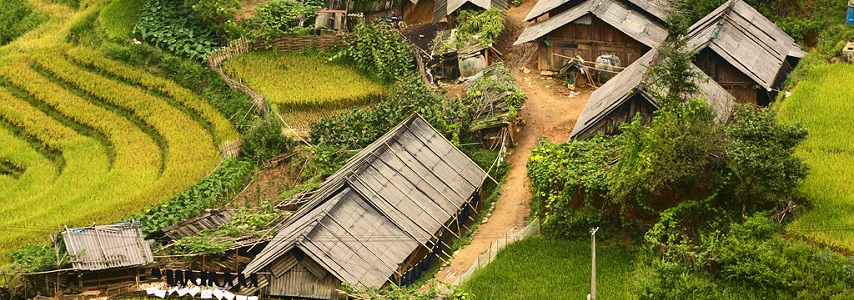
[240,114,487,299]
[514,0,669,71]
[569,50,736,140]
[687,0,806,106]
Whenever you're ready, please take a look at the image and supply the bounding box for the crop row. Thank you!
[222,51,386,110]
[0,56,161,173]
[280,105,367,131]
[0,84,118,254]
[0,122,57,201]
[32,50,221,208]
[65,46,240,143]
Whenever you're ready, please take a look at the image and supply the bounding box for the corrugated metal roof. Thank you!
[514,0,668,47]
[686,0,801,89]
[242,114,486,288]
[62,222,154,271]
[160,210,233,240]
[524,0,668,22]
[569,50,736,139]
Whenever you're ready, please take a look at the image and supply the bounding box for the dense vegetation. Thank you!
[0,0,48,46]
[522,11,854,298]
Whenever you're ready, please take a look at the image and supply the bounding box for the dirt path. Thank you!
[429,0,590,286]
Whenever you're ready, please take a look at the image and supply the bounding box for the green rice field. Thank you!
[222,50,385,130]
[778,63,854,252]
[463,237,636,299]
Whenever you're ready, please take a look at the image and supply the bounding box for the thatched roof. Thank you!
[433,0,508,24]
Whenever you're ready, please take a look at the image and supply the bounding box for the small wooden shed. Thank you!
[686,0,806,106]
[569,50,736,140]
[514,0,668,71]
[240,114,487,299]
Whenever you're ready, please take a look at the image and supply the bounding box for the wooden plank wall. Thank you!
[538,16,645,71]
[267,255,341,299]
[693,48,759,105]
[577,95,656,140]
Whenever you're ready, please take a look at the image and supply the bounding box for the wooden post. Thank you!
[590,227,599,300]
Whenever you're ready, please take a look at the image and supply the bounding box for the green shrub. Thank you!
[133,0,219,60]
[8,244,59,273]
[0,0,48,46]
[452,8,505,49]
[99,0,147,40]
[243,0,323,40]
[240,117,293,164]
[127,158,255,234]
[342,24,415,83]
[184,0,243,41]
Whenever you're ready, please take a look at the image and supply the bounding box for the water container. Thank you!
[848,7,854,26]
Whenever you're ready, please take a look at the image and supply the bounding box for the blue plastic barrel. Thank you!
[848,7,854,26]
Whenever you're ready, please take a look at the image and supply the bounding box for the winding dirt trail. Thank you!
[428,0,590,286]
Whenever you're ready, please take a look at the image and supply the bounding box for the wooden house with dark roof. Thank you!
[514,0,669,71]
[686,0,806,106]
[240,114,487,299]
[569,50,736,140]
[433,0,508,24]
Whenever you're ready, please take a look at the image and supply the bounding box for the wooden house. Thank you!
[514,0,669,71]
[240,114,487,299]
[686,0,806,106]
[433,0,508,24]
[569,50,736,140]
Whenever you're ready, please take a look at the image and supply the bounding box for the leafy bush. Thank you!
[243,0,323,40]
[52,0,79,9]
[8,245,60,273]
[310,74,465,149]
[99,0,147,40]
[133,0,219,60]
[0,0,48,46]
[184,0,243,41]
[452,8,505,48]
[240,117,293,164]
[342,24,415,82]
[128,159,255,234]
[635,214,854,299]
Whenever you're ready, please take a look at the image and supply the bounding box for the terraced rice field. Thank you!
[778,63,854,252]
[0,2,238,258]
[222,50,385,131]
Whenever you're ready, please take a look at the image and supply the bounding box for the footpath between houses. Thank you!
[426,0,588,287]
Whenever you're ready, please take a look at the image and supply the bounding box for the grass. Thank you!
[778,63,854,252]
[99,0,145,40]
[222,50,386,111]
[463,237,637,300]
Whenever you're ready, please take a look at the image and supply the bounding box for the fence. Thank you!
[453,218,540,285]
